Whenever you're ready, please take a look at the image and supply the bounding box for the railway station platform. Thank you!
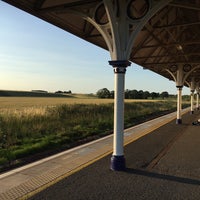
[0,108,200,200]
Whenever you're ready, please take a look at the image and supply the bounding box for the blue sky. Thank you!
[0,1,190,95]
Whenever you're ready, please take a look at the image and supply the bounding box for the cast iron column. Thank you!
[109,60,131,171]
[176,86,183,124]
[190,90,194,114]
[196,92,199,110]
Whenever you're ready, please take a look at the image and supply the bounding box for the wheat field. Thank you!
[0,96,162,116]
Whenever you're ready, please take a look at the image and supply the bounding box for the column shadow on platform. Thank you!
[125,168,200,186]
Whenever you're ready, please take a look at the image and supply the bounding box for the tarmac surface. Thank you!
[0,108,200,199]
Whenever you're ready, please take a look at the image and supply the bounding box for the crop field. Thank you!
[0,96,112,115]
[0,96,188,172]
[0,96,162,107]
[0,96,162,116]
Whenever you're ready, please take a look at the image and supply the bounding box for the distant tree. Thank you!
[110,90,114,99]
[151,92,159,99]
[125,89,132,99]
[97,88,172,99]
[138,90,144,99]
[125,89,150,99]
[64,90,72,94]
[160,91,169,99]
[130,90,138,99]
[55,91,63,94]
[125,89,133,99]
[96,88,111,98]
[125,89,129,99]
[143,91,150,99]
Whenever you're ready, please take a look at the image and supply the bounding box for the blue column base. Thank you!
[176,119,182,124]
[110,155,126,171]
[190,111,194,114]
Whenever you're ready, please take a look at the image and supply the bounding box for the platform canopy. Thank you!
[3,0,200,87]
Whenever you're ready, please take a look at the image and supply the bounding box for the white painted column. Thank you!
[190,78,195,114]
[175,65,184,124]
[176,86,182,124]
[113,72,124,155]
[191,90,194,114]
[109,60,131,171]
[196,92,199,110]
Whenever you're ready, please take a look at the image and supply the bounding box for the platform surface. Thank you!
[1,108,200,200]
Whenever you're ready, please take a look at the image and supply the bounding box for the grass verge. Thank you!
[0,101,189,172]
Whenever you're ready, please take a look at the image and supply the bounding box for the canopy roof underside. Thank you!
[3,0,200,88]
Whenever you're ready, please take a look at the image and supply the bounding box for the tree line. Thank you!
[96,88,172,99]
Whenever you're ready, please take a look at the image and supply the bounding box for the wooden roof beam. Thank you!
[144,62,200,65]
[169,2,200,11]
[153,21,200,29]
[134,52,200,59]
[142,41,200,48]
[38,0,99,12]
[34,0,46,9]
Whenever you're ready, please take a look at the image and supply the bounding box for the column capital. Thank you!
[109,60,131,74]
[176,85,183,89]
